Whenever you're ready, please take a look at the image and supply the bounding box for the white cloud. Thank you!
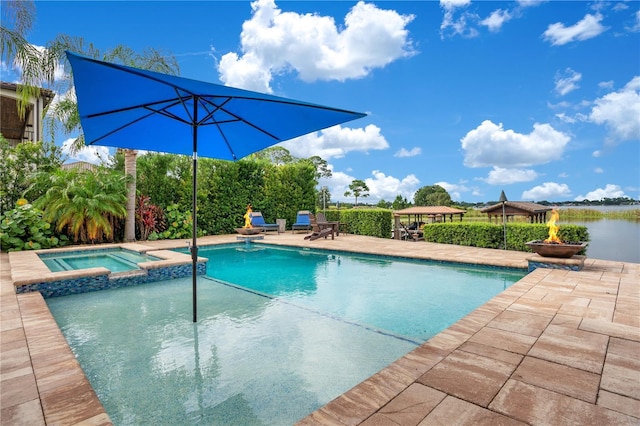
[394,147,421,158]
[589,76,640,142]
[575,184,627,201]
[627,10,640,32]
[480,9,512,32]
[554,68,582,96]
[599,80,614,90]
[592,150,602,157]
[555,112,576,123]
[434,180,469,200]
[543,13,607,46]
[439,0,479,39]
[280,124,389,160]
[440,0,471,9]
[517,0,546,7]
[484,166,539,185]
[365,171,420,202]
[558,172,569,178]
[218,0,415,92]
[325,169,419,202]
[61,138,110,164]
[594,167,604,173]
[461,120,571,168]
[522,182,571,201]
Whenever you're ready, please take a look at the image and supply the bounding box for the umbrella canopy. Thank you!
[67,51,366,321]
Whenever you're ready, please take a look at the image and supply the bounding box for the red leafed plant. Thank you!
[135,195,166,241]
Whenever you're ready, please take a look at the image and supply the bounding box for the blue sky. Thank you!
[5,0,640,203]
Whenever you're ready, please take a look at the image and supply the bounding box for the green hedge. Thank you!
[325,209,392,238]
[422,222,589,254]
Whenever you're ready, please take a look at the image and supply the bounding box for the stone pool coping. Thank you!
[1,234,638,425]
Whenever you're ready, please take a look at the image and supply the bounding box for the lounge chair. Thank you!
[303,213,334,240]
[304,228,333,241]
[316,212,340,236]
[292,210,312,233]
[250,212,280,233]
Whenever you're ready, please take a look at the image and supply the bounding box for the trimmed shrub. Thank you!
[422,222,589,254]
[325,209,392,238]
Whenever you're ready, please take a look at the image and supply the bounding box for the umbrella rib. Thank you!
[199,96,282,141]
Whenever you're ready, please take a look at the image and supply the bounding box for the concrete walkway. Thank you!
[1,233,638,425]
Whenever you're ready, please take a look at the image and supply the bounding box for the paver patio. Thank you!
[1,233,638,425]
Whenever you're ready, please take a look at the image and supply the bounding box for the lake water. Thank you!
[559,206,639,263]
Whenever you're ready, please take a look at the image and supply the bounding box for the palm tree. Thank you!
[46,40,179,242]
[33,168,129,243]
[3,2,180,242]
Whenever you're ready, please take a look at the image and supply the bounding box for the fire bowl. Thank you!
[235,227,263,235]
[525,240,587,258]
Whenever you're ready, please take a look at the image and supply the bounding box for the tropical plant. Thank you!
[31,168,129,243]
[0,199,67,251]
[3,1,180,243]
[0,135,64,215]
[344,179,370,206]
[135,195,165,241]
[148,204,196,240]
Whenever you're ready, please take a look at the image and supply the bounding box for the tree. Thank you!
[318,186,331,210]
[414,185,452,206]
[251,146,293,165]
[0,135,63,214]
[376,199,391,209]
[344,179,370,207]
[392,195,411,210]
[46,42,179,242]
[307,155,332,180]
[4,2,180,243]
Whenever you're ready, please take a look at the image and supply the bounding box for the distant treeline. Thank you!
[457,197,639,209]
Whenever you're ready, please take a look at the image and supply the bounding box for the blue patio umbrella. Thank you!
[67,51,365,321]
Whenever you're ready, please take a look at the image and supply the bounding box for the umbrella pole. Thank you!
[192,101,199,323]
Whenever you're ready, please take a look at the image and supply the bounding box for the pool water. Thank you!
[200,244,525,342]
[47,243,526,425]
[40,248,160,273]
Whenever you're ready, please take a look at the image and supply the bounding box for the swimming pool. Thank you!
[47,243,526,424]
[39,248,161,273]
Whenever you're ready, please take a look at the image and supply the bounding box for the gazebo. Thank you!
[481,201,552,223]
[393,206,466,240]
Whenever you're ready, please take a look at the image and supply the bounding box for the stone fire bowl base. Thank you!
[525,240,587,258]
[526,254,586,272]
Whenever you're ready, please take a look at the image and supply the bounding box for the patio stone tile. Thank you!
[0,398,45,426]
[486,309,552,337]
[312,392,379,426]
[1,327,25,345]
[295,408,344,426]
[528,324,608,373]
[417,350,515,407]
[580,318,640,342]
[467,327,537,355]
[507,299,561,317]
[40,380,108,426]
[457,341,523,366]
[597,390,640,419]
[512,356,600,403]
[601,338,640,400]
[419,396,526,425]
[549,313,582,328]
[0,372,39,409]
[0,339,31,377]
[491,379,638,425]
[360,383,445,426]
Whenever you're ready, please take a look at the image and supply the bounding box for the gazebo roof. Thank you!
[480,201,552,214]
[394,206,466,216]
